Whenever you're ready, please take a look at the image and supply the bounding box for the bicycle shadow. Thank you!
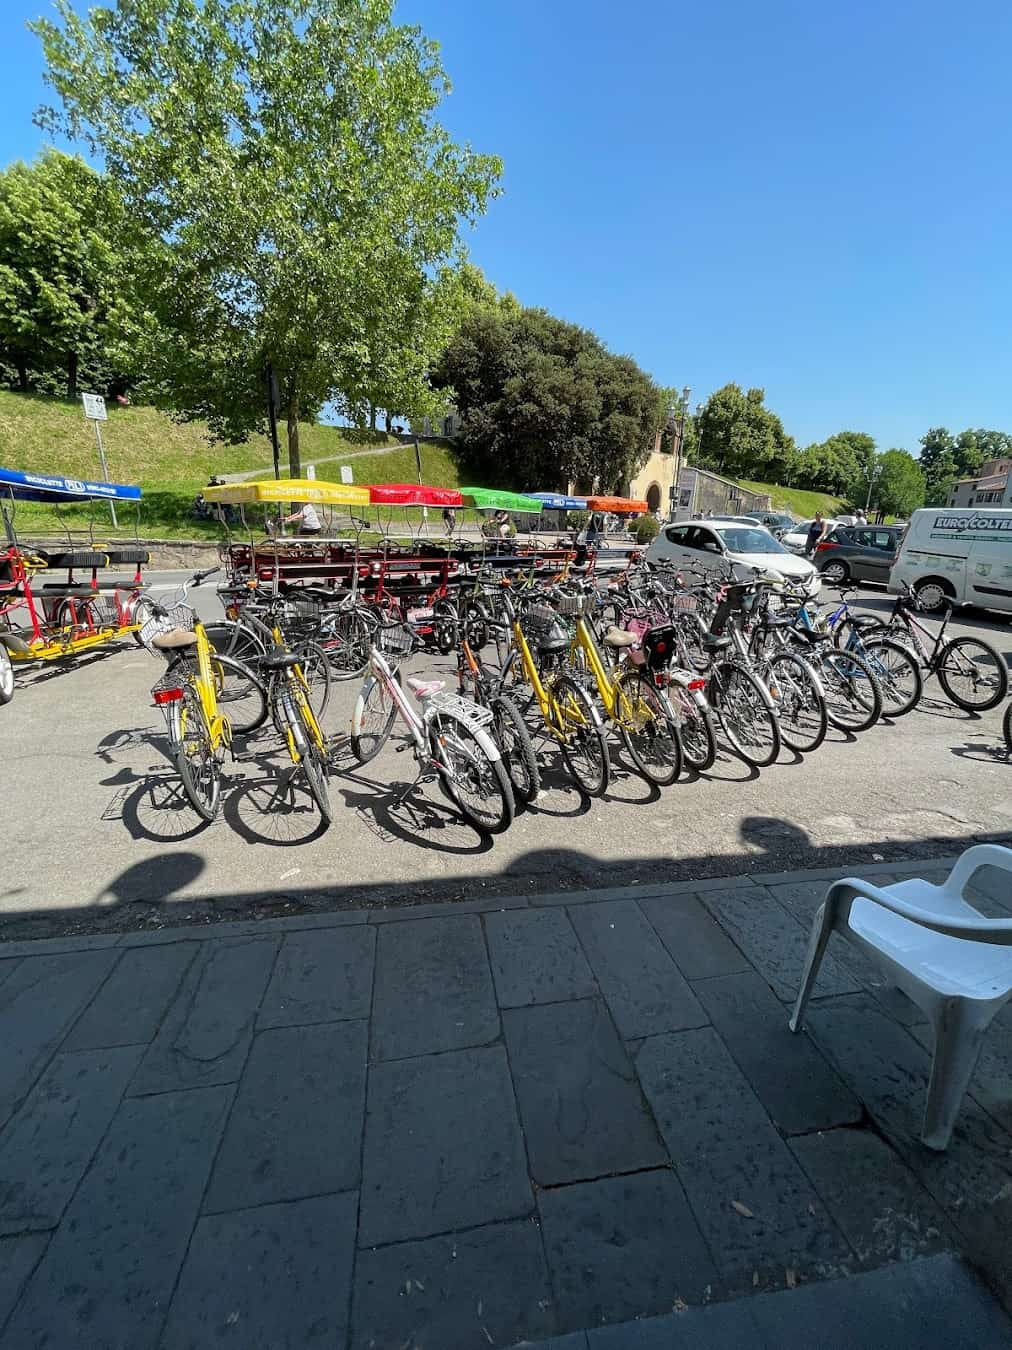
[335,772,495,856]
[914,695,982,723]
[950,742,1011,765]
[119,774,219,843]
[224,771,332,847]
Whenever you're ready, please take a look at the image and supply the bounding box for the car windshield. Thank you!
[716,526,789,554]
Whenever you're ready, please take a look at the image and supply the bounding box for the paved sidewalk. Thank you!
[1,858,1011,1348]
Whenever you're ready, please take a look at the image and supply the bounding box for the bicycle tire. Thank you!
[817,648,882,732]
[203,621,266,667]
[269,641,331,735]
[667,683,716,772]
[1003,699,1012,755]
[287,690,333,827]
[428,711,514,833]
[170,683,222,821]
[490,693,541,804]
[552,672,611,797]
[168,651,268,735]
[708,662,782,768]
[350,670,401,763]
[463,601,490,653]
[131,595,157,645]
[936,636,1009,713]
[319,608,375,681]
[615,667,682,786]
[766,650,828,754]
[0,642,13,705]
[859,637,923,717]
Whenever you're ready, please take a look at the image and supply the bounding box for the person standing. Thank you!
[442,506,456,535]
[805,513,829,557]
[282,501,323,535]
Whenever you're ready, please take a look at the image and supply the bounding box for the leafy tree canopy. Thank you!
[431,307,663,492]
[32,0,502,472]
[872,449,925,518]
[695,384,795,481]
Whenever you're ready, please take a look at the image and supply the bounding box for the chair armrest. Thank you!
[829,877,1012,946]
[943,845,1012,903]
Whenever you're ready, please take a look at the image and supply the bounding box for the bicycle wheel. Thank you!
[1003,698,1012,754]
[170,683,222,821]
[320,608,375,680]
[936,637,1009,713]
[860,637,923,717]
[490,693,541,804]
[350,671,401,763]
[615,668,682,786]
[203,621,265,667]
[463,601,490,653]
[0,643,13,705]
[286,689,333,827]
[552,672,611,797]
[667,683,717,772]
[708,662,781,768]
[817,648,882,732]
[428,711,514,833]
[766,650,828,754]
[170,651,268,735]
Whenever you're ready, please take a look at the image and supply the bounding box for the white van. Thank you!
[889,507,1012,614]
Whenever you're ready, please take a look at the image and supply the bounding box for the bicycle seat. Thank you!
[762,614,794,629]
[260,646,301,671]
[604,626,637,649]
[702,634,731,651]
[151,628,198,649]
[407,677,445,699]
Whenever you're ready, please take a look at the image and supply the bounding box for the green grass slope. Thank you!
[736,478,845,520]
[0,391,463,539]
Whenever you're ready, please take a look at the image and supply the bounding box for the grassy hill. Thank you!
[735,478,845,520]
[0,391,464,538]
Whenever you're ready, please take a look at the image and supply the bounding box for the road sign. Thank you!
[81,393,107,421]
[340,465,353,484]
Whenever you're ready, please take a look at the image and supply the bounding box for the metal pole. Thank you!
[94,421,117,526]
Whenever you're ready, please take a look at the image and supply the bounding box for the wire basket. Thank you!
[520,603,560,639]
[556,591,589,617]
[377,622,415,658]
[672,593,697,613]
[138,603,196,654]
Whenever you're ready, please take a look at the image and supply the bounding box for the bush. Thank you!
[632,514,659,544]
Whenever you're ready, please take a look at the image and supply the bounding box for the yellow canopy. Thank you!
[203,478,370,506]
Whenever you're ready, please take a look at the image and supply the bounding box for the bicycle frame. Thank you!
[570,616,621,720]
[365,645,428,751]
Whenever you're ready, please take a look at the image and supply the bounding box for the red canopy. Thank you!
[366,483,464,508]
[585,495,648,514]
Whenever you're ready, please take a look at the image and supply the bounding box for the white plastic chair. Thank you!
[789,845,1012,1150]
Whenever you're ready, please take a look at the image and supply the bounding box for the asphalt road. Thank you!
[2,573,1010,939]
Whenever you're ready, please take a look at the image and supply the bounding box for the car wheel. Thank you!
[913,577,954,613]
[821,559,849,584]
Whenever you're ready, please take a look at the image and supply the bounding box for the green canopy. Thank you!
[459,486,543,513]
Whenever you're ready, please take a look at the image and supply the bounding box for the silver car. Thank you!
[646,520,820,590]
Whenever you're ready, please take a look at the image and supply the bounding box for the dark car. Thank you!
[759,511,796,535]
[813,524,905,585]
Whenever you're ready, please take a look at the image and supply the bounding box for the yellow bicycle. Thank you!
[556,588,682,786]
[498,588,611,796]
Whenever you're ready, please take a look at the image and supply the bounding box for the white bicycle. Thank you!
[350,621,515,833]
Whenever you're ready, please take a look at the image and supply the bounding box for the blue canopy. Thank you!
[529,491,587,511]
[0,467,142,504]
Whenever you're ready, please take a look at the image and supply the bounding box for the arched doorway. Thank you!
[646,482,662,514]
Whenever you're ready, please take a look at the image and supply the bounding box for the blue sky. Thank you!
[4,0,1011,452]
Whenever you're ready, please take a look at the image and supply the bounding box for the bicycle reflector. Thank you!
[687,678,707,691]
[153,686,184,705]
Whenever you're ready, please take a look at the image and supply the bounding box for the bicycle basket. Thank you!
[138,603,196,653]
[377,622,415,658]
[672,593,697,614]
[556,591,589,617]
[521,603,570,653]
[643,624,677,671]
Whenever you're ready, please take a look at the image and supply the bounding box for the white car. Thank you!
[782,518,843,554]
[646,520,821,591]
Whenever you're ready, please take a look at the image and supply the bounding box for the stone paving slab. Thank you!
[1,857,1011,1349]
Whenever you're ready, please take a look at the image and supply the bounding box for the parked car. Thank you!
[812,524,905,585]
[782,518,843,554]
[646,520,820,590]
[889,506,1012,614]
[758,511,796,535]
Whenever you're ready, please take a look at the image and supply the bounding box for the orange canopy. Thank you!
[585,495,648,514]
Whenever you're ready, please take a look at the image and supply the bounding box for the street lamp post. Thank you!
[865,461,883,514]
[668,385,690,518]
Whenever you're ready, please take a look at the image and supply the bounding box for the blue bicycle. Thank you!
[805,586,922,717]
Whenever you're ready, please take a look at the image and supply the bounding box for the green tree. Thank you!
[431,307,662,492]
[918,428,958,506]
[0,150,139,397]
[33,0,501,475]
[872,449,925,518]
[694,384,794,481]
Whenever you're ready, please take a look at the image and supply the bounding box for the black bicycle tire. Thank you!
[296,640,332,720]
[490,693,541,804]
[168,651,269,735]
[318,608,374,681]
[860,638,923,717]
[766,650,828,753]
[171,684,221,821]
[615,668,682,786]
[203,621,266,666]
[708,662,782,768]
[1003,699,1012,754]
[818,648,883,732]
[553,672,611,797]
[668,684,717,772]
[428,712,514,833]
[350,670,401,763]
[935,636,1009,713]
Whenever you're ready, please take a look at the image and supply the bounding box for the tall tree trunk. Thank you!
[15,359,28,392]
[67,351,78,400]
[384,411,392,435]
[368,402,377,431]
[286,393,301,479]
